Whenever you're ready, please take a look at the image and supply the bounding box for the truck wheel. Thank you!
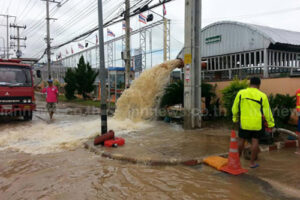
[24,111,33,121]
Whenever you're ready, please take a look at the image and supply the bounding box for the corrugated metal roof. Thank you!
[249,24,300,45]
[203,21,300,46]
[177,21,300,58]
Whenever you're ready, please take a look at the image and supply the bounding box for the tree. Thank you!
[160,80,184,108]
[202,82,216,118]
[160,80,216,108]
[221,78,249,117]
[74,56,99,99]
[63,56,99,100]
[64,68,76,100]
[269,94,296,125]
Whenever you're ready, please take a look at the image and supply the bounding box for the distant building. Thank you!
[179,21,300,80]
[35,62,69,83]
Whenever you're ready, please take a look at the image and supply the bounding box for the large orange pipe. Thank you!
[94,130,115,145]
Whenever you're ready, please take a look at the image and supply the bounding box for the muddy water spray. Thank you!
[0,115,153,154]
[0,60,181,154]
[114,59,182,121]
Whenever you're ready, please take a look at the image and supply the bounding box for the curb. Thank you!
[84,141,227,166]
[260,140,299,152]
[85,139,299,166]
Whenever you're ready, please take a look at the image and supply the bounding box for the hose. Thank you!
[275,128,299,139]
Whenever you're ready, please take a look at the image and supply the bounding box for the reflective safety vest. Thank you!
[232,87,275,131]
[297,89,300,112]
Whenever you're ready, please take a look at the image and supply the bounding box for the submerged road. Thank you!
[0,111,300,199]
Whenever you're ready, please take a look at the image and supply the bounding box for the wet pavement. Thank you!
[1,109,300,199]
[86,122,230,165]
[1,147,300,200]
[247,148,300,197]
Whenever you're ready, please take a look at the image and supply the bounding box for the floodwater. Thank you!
[1,114,300,200]
[1,59,299,199]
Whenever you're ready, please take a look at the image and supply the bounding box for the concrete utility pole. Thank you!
[46,0,51,79]
[183,0,202,129]
[10,24,27,58]
[125,0,131,88]
[42,0,60,79]
[0,14,16,59]
[97,0,107,135]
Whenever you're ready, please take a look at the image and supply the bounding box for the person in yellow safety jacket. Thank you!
[232,77,275,169]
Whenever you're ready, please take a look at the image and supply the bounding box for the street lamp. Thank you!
[85,40,96,48]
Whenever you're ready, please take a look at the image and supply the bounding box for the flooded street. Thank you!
[2,0,300,199]
[0,113,300,200]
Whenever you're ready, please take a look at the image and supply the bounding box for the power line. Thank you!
[53,1,125,41]
[22,3,59,36]
[33,0,173,61]
[52,0,174,50]
[18,0,34,20]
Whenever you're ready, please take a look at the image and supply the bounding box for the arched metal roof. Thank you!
[203,21,300,46]
[177,21,300,58]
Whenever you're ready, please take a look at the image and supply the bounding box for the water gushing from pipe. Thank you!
[114,59,183,122]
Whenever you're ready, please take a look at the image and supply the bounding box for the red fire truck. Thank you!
[0,59,38,120]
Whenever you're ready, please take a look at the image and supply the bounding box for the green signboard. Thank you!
[205,35,222,44]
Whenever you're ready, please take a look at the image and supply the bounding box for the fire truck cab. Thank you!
[0,59,37,120]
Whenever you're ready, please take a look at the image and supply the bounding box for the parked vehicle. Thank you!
[0,59,40,120]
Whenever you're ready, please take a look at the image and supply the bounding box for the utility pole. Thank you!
[148,8,169,62]
[97,0,107,135]
[163,3,168,61]
[125,0,131,88]
[183,0,202,129]
[42,0,60,79]
[10,24,27,58]
[163,18,170,61]
[0,14,16,59]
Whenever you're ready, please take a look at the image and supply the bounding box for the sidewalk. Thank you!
[84,122,300,166]
[84,123,231,166]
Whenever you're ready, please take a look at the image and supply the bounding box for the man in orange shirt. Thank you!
[296,88,300,155]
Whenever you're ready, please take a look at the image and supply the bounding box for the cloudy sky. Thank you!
[0,0,300,66]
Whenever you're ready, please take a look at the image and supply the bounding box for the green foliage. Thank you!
[269,94,296,125]
[74,56,99,99]
[222,78,249,117]
[160,80,184,108]
[202,82,216,99]
[63,56,99,100]
[160,80,216,108]
[53,79,61,88]
[64,68,77,100]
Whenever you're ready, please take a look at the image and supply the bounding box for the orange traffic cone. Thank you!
[221,130,248,175]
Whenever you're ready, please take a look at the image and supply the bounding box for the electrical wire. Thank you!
[27,0,173,60]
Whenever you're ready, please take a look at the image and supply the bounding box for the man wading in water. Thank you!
[42,79,59,120]
[232,77,275,168]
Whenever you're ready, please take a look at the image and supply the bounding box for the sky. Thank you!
[0,0,300,66]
